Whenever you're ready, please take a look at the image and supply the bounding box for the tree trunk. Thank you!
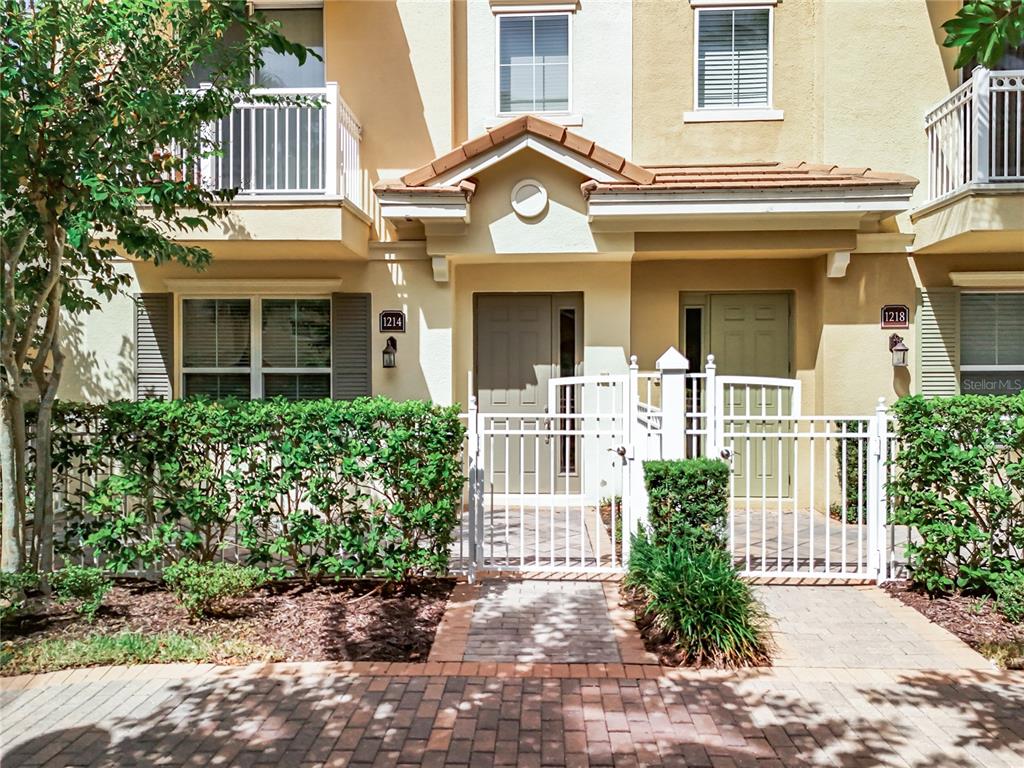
[33,332,64,575]
[1,394,25,572]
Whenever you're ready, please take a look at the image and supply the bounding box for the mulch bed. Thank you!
[883,580,1024,659]
[2,577,454,665]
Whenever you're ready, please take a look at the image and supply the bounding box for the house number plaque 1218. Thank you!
[379,310,406,333]
[880,304,909,329]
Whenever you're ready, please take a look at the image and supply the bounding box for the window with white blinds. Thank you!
[960,293,1024,395]
[696,7,772,110]
[261,299,331,400]
[498,13,570,114]
[182,299,252,399]
[181,297,332,400]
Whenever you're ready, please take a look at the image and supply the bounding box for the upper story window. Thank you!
[686,3,781,122]
[187,6,325,89]
[256,7,325,88]
[497,13,571,114]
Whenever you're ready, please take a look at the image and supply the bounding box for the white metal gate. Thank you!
[456,348,895,583]
[460,374,633,575]
[714,375,888,580]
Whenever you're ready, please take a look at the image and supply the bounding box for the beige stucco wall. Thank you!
[451,261,632,410]
[632,0,960,222]
[325,0,455,235]
[465,0,632,155]
[60,255,453,406]
[427,148,633,256]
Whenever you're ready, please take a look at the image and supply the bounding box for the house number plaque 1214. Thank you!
[379,310,406,333]
[880,304,909,329]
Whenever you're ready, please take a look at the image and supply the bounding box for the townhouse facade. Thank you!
[64,0,1024,418]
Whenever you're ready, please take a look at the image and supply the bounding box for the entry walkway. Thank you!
[3,582,1021,767]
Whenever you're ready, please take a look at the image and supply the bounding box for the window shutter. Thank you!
[331,293,371,399]
[917,288,960,397]
[135,293,174,400]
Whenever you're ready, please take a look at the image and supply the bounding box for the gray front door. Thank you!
[475,294,581,493]
[709,293,792,497]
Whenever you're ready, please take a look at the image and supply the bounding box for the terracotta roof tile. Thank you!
[393,121,918,195]
[562,130,595,156]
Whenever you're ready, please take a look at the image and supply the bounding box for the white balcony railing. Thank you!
[177,82,362,208]
[924,69,1024,204]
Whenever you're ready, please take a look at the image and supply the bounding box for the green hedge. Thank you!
[52,397,466,581]
[643,458,730,548]
[889,394,1024,595]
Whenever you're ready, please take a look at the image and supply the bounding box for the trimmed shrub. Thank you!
[996,571,1024,625]
[643,458,729,548]
[624,530,771,668]
[889,395,1024,594]
[163,560,267,619]
[0,571,39,623]
[49,565,112,621]
[52,397,466,581]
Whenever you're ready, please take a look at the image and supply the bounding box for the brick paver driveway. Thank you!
[3,581,1023,767]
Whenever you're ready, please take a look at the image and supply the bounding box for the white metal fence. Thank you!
[925,68,1024,203]
[456,348,905,583]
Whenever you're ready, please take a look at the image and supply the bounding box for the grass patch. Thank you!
[0,632,283,675]
[978,641,1024,670]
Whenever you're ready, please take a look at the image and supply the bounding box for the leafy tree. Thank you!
[0,0,311,572]
[943,0,1024,69]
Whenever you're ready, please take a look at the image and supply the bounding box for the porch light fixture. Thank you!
[382,337,398,369]
[889,334,909,368]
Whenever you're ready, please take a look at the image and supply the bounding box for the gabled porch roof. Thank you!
[375,115,919,245]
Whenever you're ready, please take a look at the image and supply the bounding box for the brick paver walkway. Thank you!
[757,585,992,671]
[3,663,1022,767]
[3,582,1022,767]
[464,580,621,663]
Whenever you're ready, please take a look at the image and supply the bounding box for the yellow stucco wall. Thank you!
[632,0,960,219]
[427,148,634,257]
[451,261,632,410]
[325,0,455,236]
[60,255,453,406]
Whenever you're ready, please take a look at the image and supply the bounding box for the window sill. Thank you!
[486,113,583,129]
[683,108,784,124]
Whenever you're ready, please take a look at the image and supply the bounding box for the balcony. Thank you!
[168,82,371,254]
[914,69,1024,253]
[177,82,363,208]
[924,69,1023,202]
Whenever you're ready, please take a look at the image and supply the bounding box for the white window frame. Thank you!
[178,294,333,400]
[495,11,573,117]
[684,2,783,124]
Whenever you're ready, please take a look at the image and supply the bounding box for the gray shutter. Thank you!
[917,288,960,397]
[331,293,371,399]
[135,293,174,400]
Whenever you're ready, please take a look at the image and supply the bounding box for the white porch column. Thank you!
[656,347,689,461]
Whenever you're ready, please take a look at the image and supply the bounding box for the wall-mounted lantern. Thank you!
[382,336,398,369]
[889,334,909,368]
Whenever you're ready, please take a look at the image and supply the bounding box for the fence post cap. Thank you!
[655,346,689,372]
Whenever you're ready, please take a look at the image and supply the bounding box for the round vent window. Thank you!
[510,179,548,219]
